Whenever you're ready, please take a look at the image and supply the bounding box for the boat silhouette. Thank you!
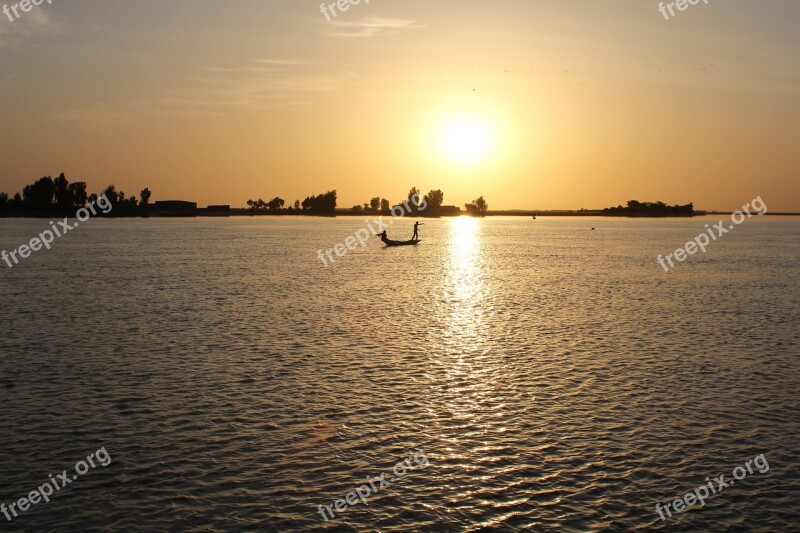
[376,233,421,247]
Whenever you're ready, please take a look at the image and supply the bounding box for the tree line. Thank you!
[2,174,490,217]
[246,190,338,214]
[0,173,152,216]
[603,200,694,217]
[244,187,491,216]
[350,187,447,213]
[245,187,441,215]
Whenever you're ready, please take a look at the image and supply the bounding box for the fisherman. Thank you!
[412,221,424,240]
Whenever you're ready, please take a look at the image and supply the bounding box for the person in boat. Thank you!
[412,221,424,240]
[375,230,388,242]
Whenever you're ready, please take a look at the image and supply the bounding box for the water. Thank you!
[1,216,798,531]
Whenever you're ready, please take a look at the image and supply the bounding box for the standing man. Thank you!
[412,221,424,240]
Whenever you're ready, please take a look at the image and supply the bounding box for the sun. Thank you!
[438,115,494,165]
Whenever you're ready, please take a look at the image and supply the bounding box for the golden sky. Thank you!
[1,0,798,210]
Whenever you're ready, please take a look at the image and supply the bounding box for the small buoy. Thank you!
[592,228,595,230]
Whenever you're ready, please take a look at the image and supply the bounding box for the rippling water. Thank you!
[1,216,798,532]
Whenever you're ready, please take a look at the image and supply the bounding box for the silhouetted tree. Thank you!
[100,186,136,214]
[268,197,285,210]
[0,192,7,211]
[2,173,159,216]
[370,197,381,210]
[473,196,488,216]
[0,172,150,218]
[68,181,88,208]
[23,176,55,210]
[54,173,71,209]
[140,188,152,206]
[294,199,300,209]
[301,190,337,213]
[322,190,337,213]
[380,198,390,211]
[102,186,119,207]
[352,205,363,212]
[424,189,444,210]
[604,200,694,217]
[407,187,420,210]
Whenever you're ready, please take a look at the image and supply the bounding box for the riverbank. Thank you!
[3,209,798,219]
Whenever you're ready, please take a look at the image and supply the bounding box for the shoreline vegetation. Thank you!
[1,174,796,218]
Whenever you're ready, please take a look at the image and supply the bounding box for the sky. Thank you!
[0,0,798,211]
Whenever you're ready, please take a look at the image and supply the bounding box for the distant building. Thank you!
[153,201,198,217]
[390,203,461,217]
[200,205,231,217]
[438,205,461,216]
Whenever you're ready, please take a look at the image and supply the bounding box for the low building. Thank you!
[200,205,231,217]
[153,201,198,217]
[438,205,461,216]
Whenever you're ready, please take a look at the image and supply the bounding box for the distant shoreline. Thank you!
[6,174,796,218]
[2,210,798,219]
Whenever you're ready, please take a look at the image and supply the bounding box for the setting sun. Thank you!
[438,116,495,165]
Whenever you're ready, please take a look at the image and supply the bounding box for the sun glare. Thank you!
[438,116,494,165]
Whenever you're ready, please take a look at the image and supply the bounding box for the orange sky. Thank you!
[1,1,798,211]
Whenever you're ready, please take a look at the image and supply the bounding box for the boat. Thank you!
[380,236,421,247]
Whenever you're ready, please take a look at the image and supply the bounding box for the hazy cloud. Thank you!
[0,8,60,50]
[256,58,312,66]
[51,60,357,129]
[327,16,426,38]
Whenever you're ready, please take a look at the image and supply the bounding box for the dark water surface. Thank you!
[1,216,798,532]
